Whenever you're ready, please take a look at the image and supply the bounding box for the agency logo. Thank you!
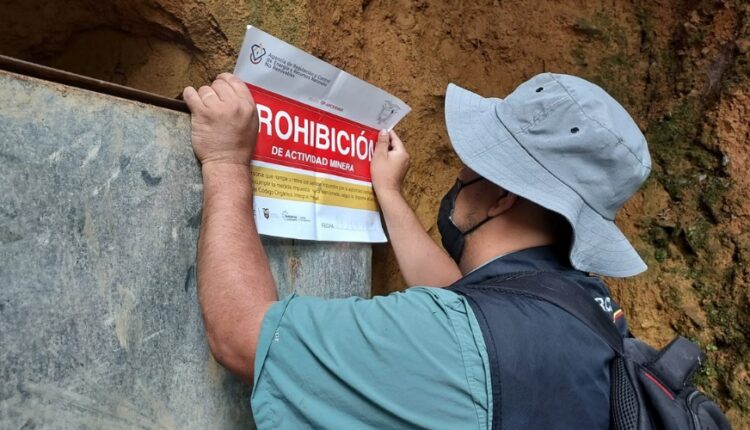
[377,100,400,124]
[281,210,298,222]
[250,44,267,65]
[262,208,270,219]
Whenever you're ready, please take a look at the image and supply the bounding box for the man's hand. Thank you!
[371,130,410,196]
[183,73,259,167]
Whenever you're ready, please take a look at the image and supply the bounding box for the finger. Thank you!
[217,73,253,103]
[182,86,205,112]
[374,129,390,159]
[198,86,219,105]
[211,78,235,102]
[388,130,406,152]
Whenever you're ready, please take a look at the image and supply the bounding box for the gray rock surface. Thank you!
[0,71,371,429]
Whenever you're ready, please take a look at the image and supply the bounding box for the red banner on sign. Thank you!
[247,84,378,182]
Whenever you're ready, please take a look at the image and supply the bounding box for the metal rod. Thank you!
[0,55,189,113]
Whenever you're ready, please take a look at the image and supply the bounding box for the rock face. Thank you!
[0,70,246,429]
[1,0,749,425]
[0,71,369,428]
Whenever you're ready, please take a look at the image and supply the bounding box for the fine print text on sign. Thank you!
[234,26,410,242]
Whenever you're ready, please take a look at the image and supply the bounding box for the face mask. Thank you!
[437,176,503,264]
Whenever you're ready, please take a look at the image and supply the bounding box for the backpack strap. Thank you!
[650,336,703,391]
[472,271,625,356]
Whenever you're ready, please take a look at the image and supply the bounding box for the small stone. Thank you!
[682,305,704,328]
[690,10,701,24]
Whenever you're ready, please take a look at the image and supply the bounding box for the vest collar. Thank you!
[454,246,576,286]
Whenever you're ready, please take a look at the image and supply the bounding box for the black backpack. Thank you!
[486,272,732,430]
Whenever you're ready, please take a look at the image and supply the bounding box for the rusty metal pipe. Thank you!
[0,54,189,113]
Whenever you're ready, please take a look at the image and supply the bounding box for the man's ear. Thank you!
[488,191,517,217]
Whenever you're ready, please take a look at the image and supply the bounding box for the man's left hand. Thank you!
[371,130,411,196]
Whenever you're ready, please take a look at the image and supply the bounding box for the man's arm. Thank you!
[371,130,462,287]
[183,73,277,383]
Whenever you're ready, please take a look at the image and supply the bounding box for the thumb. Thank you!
[374,129,390,159]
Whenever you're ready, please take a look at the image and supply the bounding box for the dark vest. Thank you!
[447,248,624,430]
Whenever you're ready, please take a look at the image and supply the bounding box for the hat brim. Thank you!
[444,83,646,277]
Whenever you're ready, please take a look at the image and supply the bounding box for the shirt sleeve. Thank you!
[250,287,492,430]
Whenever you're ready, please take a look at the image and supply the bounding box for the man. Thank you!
[182,71,650,428]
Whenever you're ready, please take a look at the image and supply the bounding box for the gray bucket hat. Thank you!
[444,73,651,277]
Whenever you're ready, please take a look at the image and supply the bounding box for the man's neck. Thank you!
[459,232,555,275]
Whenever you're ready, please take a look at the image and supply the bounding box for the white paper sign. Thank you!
[234,26,410,242]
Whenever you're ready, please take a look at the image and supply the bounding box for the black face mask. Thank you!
[437,177,504,265]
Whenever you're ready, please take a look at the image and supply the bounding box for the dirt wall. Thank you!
[2,0,748,426]
[307,3,750,423]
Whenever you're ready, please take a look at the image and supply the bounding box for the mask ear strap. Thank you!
[459,176,484,187]
[463,216,493,235]
[463,190,510,235]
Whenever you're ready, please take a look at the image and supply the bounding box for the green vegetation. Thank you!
[246,0,309,49]
[571,12,637,107]
[570,2,750,414]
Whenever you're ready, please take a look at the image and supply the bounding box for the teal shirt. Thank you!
[251,287,492,429]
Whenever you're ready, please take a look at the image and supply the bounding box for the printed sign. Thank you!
[235,26,410,242]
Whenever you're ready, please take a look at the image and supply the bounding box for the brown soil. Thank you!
[2,0,748,426]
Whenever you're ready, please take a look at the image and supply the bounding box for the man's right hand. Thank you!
[182,73,259,167]
[371,130,411,196]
